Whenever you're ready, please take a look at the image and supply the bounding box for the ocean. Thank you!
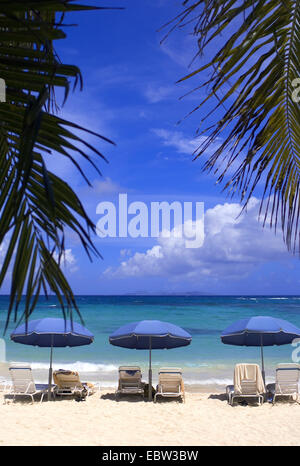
[1,295,300,390]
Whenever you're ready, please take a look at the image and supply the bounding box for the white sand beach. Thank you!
[1,389,300,446]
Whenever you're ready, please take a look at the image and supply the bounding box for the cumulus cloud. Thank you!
[54,249,78,273]
[103,198,290,282]
[92,177,123,195]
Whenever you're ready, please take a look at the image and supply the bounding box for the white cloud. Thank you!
[91,177,123,195]
[120,249,132,257]
[0,240,7,262]
[160,34,198,69]
[152,128,222,156]
[54,249,78,273]
[144,85,176,103]
[153,128,244,178]
[104,198,290,282]
[91,65,178,105]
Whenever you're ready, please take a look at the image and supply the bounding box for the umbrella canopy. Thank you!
[109,320,192,401]
[110,320,191,349]
[11,318,94,346]
[221,315,300,382]
[11,318,94,400]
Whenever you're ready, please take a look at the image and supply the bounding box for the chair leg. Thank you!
[227,390,232,405]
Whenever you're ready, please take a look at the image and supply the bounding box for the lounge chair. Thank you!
[116,366,144,399]
[7,364,50,403]
[154,367,185,403]
[0,363,11,392]
[53,369,95,399]
[226,363,265,406]
[267,363,300,403]
[0,377,11,393]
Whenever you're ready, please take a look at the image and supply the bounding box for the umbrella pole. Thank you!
[260,335,265,384]
[48,336,53,401]
[148,336,152,401]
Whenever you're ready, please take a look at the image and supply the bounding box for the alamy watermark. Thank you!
[96,194,204,248]
[291,78,300,103]
[0,78,6,103]
[0,339,6,362]
[291,338,300,363]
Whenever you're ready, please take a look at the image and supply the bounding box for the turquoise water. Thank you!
[1,295,300,388]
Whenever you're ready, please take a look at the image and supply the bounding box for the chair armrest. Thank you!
[226,385,234,394]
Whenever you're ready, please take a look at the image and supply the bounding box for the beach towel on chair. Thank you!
[234,363,265,394]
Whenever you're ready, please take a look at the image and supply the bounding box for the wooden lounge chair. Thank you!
[267,363,300,403]
[7,364,50,403]
[226,363,265,406]
[53,369,95,399]
[116,366,144,399]
[154,367,185,403]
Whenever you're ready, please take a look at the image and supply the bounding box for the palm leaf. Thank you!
[165,0,300,252]
[0,0,119,329]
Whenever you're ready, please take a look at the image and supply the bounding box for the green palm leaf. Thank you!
[0,0,119,329]
[166,0,300,252]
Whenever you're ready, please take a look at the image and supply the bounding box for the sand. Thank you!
[0,389,299,446]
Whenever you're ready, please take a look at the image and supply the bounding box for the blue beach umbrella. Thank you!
[109,320,192,401]
[221,316,300,382]
[11,318,94,400]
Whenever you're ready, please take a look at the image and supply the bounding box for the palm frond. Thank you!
[0,0,118,329]
[165,0,300,252]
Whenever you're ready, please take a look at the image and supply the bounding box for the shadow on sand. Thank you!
[100,392,184,403]
[100,392,145,403]
[208,393,227,402]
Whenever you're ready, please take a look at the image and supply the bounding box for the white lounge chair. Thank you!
[7,364,50,403]
[0,376,11,392]
[267,363,300,403]
[116,366,144,399]
[53,369,95,399]
[154,367,185,403]
[0,363,12,392]
[226,363,265,406]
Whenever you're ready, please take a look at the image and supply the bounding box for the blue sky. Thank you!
[21,0,300,295]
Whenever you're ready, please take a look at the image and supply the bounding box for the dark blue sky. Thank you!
[24,0,300,295]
